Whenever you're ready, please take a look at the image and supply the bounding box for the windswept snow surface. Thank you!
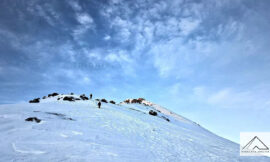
[0,95,269,162]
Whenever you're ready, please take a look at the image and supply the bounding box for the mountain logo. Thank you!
[240,132,270,156]
[242,136,269,151]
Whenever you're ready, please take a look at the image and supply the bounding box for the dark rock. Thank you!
[63,96,75,102]
[52,93,59,96]
[137,98,145,103]
[80,94,89,100]
[95,99,100,101]
[131,99,137,103]
[42,96,46,99]
[29,98,40,103]
[25,117,41,123]
[149,110,158,116]
[101,99,108,103]
[48,93,59,97]
[109,100,116,104]
[124,98,145,104]
[70,93,74,95]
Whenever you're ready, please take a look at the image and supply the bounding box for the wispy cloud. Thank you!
[104,35,111,41]
[190,85,270,110]
[68,1,82,12]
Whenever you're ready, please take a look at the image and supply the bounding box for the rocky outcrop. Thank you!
[149,110,157,116]
[123,98,145,104]
[48,93,59,97]
[25,117,41,123]
[29,98,40,103]
[109,100,116,104]
[101,99,108,103]
[63,96,75,102]
[80,94,89,100]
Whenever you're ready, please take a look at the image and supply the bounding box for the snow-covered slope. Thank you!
[0,95,269,162]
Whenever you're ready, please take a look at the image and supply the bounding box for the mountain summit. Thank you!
[0,93,268,161]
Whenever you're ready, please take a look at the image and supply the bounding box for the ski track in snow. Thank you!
[12,143,46,154]
[0,95,269,162]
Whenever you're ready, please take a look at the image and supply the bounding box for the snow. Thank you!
[0,94,269,162]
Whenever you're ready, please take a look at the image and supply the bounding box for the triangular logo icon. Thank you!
[242,136,269,150]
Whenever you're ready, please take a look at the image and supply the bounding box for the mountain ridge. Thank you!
[0,93,269,161]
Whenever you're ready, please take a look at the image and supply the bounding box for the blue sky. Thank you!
[0,0,270,143]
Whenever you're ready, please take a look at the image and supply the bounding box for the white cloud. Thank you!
[150,37,204,78]
[86,51,102,60]
[191,86,270,110]
[104,35,111,40]
[207,88,232,105]
[179,18,200,35]
[103,49,136,76]
[36,5,55,26]
[68,2,95,40]
[77,13,93,25]
[83,48,133,75]
[27,3,60,26]
[111,0,122,4]
[82,76,91,84]
[47,68,92,85]
[59,43,76,62]
[111,17,132,42]
[105,54,118,62]
[68,1,82,11]
[105,51,131,63]
[73,13,95,40]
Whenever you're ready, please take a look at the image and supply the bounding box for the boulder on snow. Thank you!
[137,98,145,103]
[101,99,108,103]
[29,98,40,103]
[80,94,89,100]
[42,96,46,99]
[124,98,146,104]
[48,93,59,97]
[131,99,138,103]
[63,96,75,102]
[149,110,158,116]
[25,117,41,123]
[109,100,116,104]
